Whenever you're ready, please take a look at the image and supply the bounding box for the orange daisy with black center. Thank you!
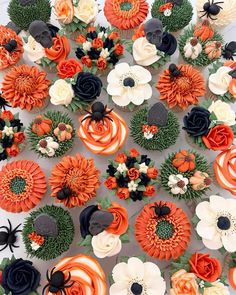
[135,200,191,260]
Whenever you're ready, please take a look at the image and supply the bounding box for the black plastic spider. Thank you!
[200,0,224,20]
[151,202,171,218]
[42,268,74,295]
[0,94,10,110]
[222,42,236,60]
[0,219,21,253]
[81,102,113,126]
[168,63,182,81]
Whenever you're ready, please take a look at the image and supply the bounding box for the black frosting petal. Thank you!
[79,205,99,238]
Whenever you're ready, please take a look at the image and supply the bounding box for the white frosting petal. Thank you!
[74,0,98,24]
[24,35,46,63]
[209,66,232,95]
[208,100,236,126]
[196,220,217,240]
[202,234,223,250]
[49,79,74,106]
[222,234,236,252]
[133,37,159,66]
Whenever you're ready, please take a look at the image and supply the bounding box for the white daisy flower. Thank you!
[128,181,138,192]
[117,163,128,174]
[139,162,149,174]
[37,137,59,157]
[168,174,189,195]
[2,126,14,136]
[82,41,92,51]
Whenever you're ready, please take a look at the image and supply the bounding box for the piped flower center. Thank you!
[123,77,135,87]
[131,282,143,295]
[156,220,174,240]
[120,1,133,11]
[58,123,67,131]
[217,216,231,230]
[34,117,42,125]
[10,176,26,195]
[204,177,212,186]
[15,74,35,94]
[39,139,48,148]
[177,180,186,188]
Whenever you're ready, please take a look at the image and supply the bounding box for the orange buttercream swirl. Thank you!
[78,110,128,155]
[104,0,149,30]
[45,34,70,63]
[214,146,236,196]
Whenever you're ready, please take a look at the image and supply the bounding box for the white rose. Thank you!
[24,35,46,63]
[203,282,230,295]
[209,66,232,95]
[208,100,235,126]
[49,79,74,106]
[133,37,160,66]
[74,0,98,24]
[91,231,122,258]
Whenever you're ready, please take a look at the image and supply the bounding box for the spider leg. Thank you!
[64,271,71,284]
[106,108,113,114]
[81,115,91,123]
[200,11,207,18]
[9,244,14,253]
[104,115,113,122]
[12,223,22,234]
[209,14,217,20]
[13,230,22,234]
[42,284,49,295]
[50,267,56,279]
[11,244,19,248]
[214,1,224,4]
[0,244,9,252]
[7,219,12,232]
[0,226,8,231]
[65,281,74,288]
[46,269,50,282]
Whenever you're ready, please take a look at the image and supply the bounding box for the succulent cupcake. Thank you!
[135,200,191,260]
[104,148,159,202]
[107,62,152,111]
[0,160,47,213]
[130,102,180,151]
[0,110,26,161]
[49,153,100,208]
[0,256,41,295]
[104,0,149,39]
[183,100,236,151]
[179,19,223,66]
[160,150,212,200]
[228,253,236,290]
[78,198,129,259]
[151,0,193,32]
[22,205,74,260]
[27,111,75,158]
[78,102,128,155]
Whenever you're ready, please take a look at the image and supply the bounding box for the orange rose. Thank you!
[189,253,222,282]
[109,31,119,40]
[115,152,127,163]
[57,58,83,79]
[104,176,117,189]
[114,43,124,55]
[106,202,129,235]
[45,34,70,63]
[6,144,20,157]
[170,269,200,295]
[143,185,155,197]
[76,34,86,44]
[147,167,158,179]
[96,57,107,70]
[92,38,104,49]
[81,55,92,68]
[229,79,236,99]
[66,282,84,294]
[13,132,25,144]
[117,187,129,200]
[130,148,139,157]
[1,110,14,121]
[132,24,145,41]
[87,26,96,32]
[54,0,74,24]
[127,168,140,180]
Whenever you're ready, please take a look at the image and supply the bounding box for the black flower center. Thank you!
[123,77,135,87]
[217,216,231,230]
[131,282,143,295]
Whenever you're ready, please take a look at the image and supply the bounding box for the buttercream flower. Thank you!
[190,171,212,191]
[49,79,74,106]
[184,38,202,59]
[104,176,117,189]
[92,38,103,49]
[24,35,46,63]
[170,269,200,295]
[6,144,20,157]
[168,174,189,195]
[208,100,235,126]
[193,20,214,42]
[117,187,130,200]
[144,185,155,197]
[76,34,86,43]
[96,57,107,70]
[147,167,158,178]
[106,202,129,235]
[203,281,230,295]
[209,66,232,95]
[229,79,236,98]
[81,55,92,67]
[205,41,222,59]
[56,58,82,79]
[45,34,70,63]
[31,115,52,136]
[117,163,128,174]
[110,257,166,295]
[1,110,14,121]
[109,32,119,40]
[127,168,140,180]
[13,132,25,144]
[54,0,74,24]
[37,137,59,157]
[53,123,73,141]
[128,180,138,192]
[172,150,196,172]
[74,0,98,24]
[2,126,14,136]
[100,48,110,59]
[130,148,140,157]
[114,43,124,55]
[82,41,92,51]
[107,63,152,107]
[133,37,160,66]
[196,195,236,252]
[115,152,127,163]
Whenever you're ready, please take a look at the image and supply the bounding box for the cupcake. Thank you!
[78,198,129,258]
[156,63,206,111]
[151,0,193,32]
[22,205,74,260]
[214,146,236,196]
[183,100,236,151]
[104,148,159,202]
[49,153,100,208]
[27,111,75,158]
[0,256,40,295]
[208,60,236,102]
[1,64,50,112]
[170,252,229,294]
[0,110,26,161]
[0,25,23,70]
[160,150,212,200]
[130,102,180,151]
[75,25,124,75]
[78,102,128,154]
[179,19,223,66]
[8,0,51,31]
[194,195,236,253]
[42,254,107,294]
[0,160,47,213]
[104,0,149,39]
[135,200,191,260]
[110,257,166,295]
[228,253,236,290]
[107,62,152,111]
[50,71,102,113]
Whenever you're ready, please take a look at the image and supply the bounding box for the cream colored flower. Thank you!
[168,174,189,195]
[24,35,46,63]
[184,38,202,59]
[74,0,98,24]
[208,100,235,126]
[209,66,232,95]
[37,137,59,157]
[49,79,74,106]
[54,0,74,24]
[203,281,230,295]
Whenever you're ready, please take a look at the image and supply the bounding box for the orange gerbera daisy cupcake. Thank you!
[1,65,50,112]
[0,160,47,213]
[135,200,191,260]
[49,153,100,208]
[156,63,205,111]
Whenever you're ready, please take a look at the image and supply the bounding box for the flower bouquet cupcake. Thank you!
[110,257,166,295]
[22,205,74,260]
[0,160,47,213]
[78,198,129,258]
[107,62,152,112]
[228,253,236,290]
[135,200,191,260]
[77,102,128,155]
[130,102,180,151]
[42,254,107,294]
[194,194,236,253]
[156,63,206,111]
[183,100,236,151]
[1,64,50,112]
[104,0,149,39]
[170,252,229,294]
[151,0,193,32]
[160,150,212,200]
[179,19,223,66]
[49,153,100,208]
[104,148,159,202]
[75,25,125,75]
[27,111,75,158]
[0,110,26,161]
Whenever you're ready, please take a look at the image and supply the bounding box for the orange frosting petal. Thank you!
[45,34,70,63]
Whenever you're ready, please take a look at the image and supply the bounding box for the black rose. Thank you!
[87,48,100,60]
[117,175,129,187]
[75,47,85,59]
[107,164,117,176]
[86,31,97,39]
[79,205,99,238]
[2,258,40,295]
[130,191,143,201]
[0,118,5,130]
[104,38,114,50]
[10,119,23,131]
[183,107,211,137]
[109,53,119,65]
[0,151,7,161]
[2,136,14,148]
[140,155,151,165]
[72,72,102,102]
[140,173,150,186]
[157,32,177,55]
[47,23,59,38]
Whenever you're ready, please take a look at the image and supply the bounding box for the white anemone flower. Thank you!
[168,174,189,195]
[196,195,236,252]
[107,63,152,107]
[37,137,59,157]
[110,257,166,295]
